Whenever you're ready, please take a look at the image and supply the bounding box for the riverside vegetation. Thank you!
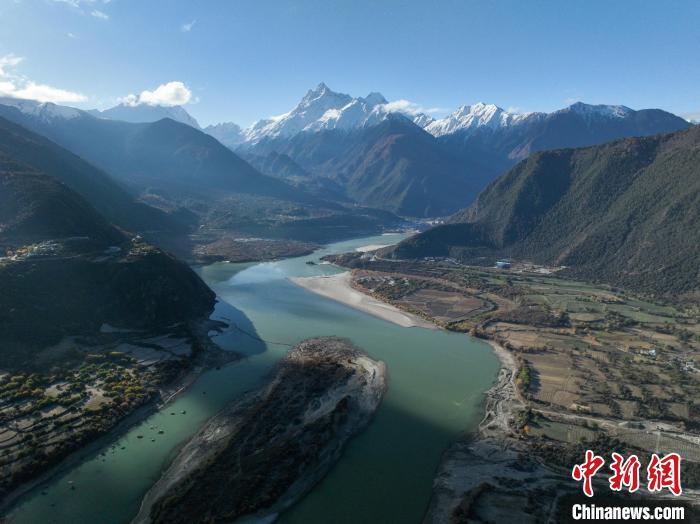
[326,252,700,520]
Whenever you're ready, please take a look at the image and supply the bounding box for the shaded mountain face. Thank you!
[0,101,401,243]
[243,150,349,201]
[90,103,201,129]
[0,103,307,201]
[0,116,186,234]
[248,116,497,217]
[0,156,124,248]
[392,125,700,295]
[0,134,215,366]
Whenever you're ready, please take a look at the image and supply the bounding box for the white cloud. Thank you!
[381,99,445,116]
[181,19,197,32]
[119,81,193,107]
[91,9,109,19]
[0,54,23,76]
[67,32,77,38]
[2,81,87,103]
[0,53,87,103]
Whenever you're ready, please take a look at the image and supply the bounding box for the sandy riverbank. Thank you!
[291,271,540,521]
[290,272,436,329]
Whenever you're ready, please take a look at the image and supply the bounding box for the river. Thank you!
[8,233,499,524]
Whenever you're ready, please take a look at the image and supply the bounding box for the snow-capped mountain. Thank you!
[423,102,643,137]
[425,103,540,137]
[238,83,428,146]
[90,103,201,129]
[0,97,83,121]
[203,122,244,149]
[563,101,633,120]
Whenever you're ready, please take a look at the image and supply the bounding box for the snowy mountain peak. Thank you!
[203,121,244,149]
[299,82,350,108]
[240,84,420,146]
[363,92,388,106]
[92,103,201,129]
[565,102,633,119]
[425,102,532,137]
[0,97,83,121]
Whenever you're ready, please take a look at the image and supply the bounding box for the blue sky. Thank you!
[0,0,698,126]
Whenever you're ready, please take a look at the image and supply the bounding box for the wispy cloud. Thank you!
[381,99,445,116]
[181,19,197,32]
[50,0,111,19]
[0,54,23,76]
[91,9,109,19]
[119,81,192,107]
[0,53,87,103]
[681,110,700,123]
[67,32,77,38]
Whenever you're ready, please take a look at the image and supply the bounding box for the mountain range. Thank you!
[0,98,401,245]
[0,85,691,222]
[390,124,700,296]
[233,86,689,216]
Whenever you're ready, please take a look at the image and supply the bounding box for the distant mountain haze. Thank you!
[0,99,402,244]
[0,87,690,220]
[0,116,185,234]
[89,103,201,129]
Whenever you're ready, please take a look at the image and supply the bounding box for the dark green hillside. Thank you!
[0,147,215,368]
[0,157,124,247]
[392,125,700,295]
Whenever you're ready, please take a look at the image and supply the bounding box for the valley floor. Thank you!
[301,254,700,521]
[0,319,238,510]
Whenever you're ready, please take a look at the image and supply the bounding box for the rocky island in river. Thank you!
[135,336,386,524]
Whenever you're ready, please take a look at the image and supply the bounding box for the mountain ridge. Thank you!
[391,124,700,295]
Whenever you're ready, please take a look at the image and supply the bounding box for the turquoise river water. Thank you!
[8,233,499,524]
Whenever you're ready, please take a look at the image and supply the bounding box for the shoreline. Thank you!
[289,269,528,521]
[0,324,240,517]
[289,270,515,437]
[289,272,436,330]
[133,337,387,524]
